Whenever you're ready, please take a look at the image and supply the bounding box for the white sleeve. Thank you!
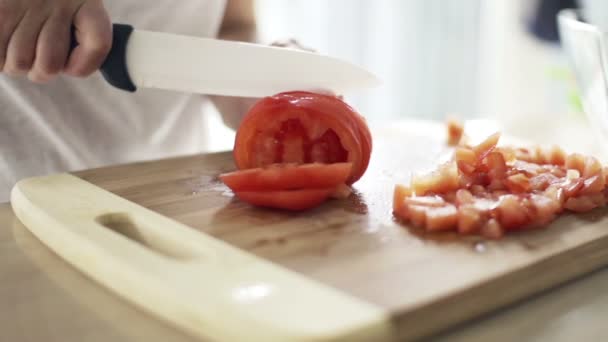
[209,95,258,131]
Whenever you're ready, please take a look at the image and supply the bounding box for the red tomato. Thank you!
[233,91,372,185]
[234,188,335,211]
[220,162,352,192]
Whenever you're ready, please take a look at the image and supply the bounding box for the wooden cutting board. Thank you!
[10,120,608,341]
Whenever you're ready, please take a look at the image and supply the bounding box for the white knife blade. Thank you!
[93,24,381,97]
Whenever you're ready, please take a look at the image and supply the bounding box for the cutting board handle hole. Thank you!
[96,212,199,261]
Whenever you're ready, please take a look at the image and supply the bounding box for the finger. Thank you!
[29,9,72,83]
[271,38,315,52]
[0,2,25,72]
[65,0,112,77]
[4,10,46,76]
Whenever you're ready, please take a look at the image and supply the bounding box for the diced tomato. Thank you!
[583,156,602,178]
[564,196,598,213]
[547,146,566,166]
[504,174,531,193]
[393,184,412,214]
[497,195,530,230]
[425,205,458,231]
[590,193,607,207]
[486,152,507,182]
[529,173,559,191]
[580,175,605,195]
[458,205,483,234]
[411,162,459,195]
[544,185,566,206]
[442,191,457,202]
[550,167,567,178]
[566,153,586,174]
[567,169,581,180]
[404,195,447,208]
[455,189,474,206]
[220,163,353,192]
[529,194,559,225]
[481,219,504,239]
[408,205,428,227]
[455,147,477,174]
[515,148,535,163]
[473,133,501,161]
[562,178,585,198]
[455,147,476,164]
[512,161,541,176]
[234,188,335,211]
[447,119,464,146]
[394,119,608,239]
[470,185,486,196]
[496,147,516,163]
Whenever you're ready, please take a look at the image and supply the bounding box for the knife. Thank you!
[71,24,380,97]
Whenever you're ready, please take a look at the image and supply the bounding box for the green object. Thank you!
[546,66,584,115]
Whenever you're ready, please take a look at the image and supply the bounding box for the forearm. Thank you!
[208,0,258,130]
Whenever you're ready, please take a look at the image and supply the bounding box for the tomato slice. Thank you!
[234,188,335,211]
[233,91,372,185]
[220,162,353,192]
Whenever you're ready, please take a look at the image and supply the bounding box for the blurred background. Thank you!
[205,0,600,154]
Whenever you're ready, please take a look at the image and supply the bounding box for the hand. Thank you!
[271,38,315,53]
[0,0,112,83]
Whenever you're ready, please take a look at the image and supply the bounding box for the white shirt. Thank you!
[0,0,227,201]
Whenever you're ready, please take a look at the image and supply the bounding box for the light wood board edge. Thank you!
[396,235,608,341]
[10,174,392,342]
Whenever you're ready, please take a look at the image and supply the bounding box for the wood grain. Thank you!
[11,174,390,342]
[55,120,608,340]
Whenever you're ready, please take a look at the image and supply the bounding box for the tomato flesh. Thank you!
[234,91,372,185]
[253,119,350,166]
[225,91,372,211]
[234,188,335,211]
[220,163,353,192]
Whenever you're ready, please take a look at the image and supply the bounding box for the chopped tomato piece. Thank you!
[580,175,605,195]
[529,194,559,225]
[393,184,412,214]
[404,195,447,207]
[473,132,500,161]
[481,219,504,239]
[562,178,585,198]
[455,189,474,206]
[454,147,477,173]
[408,205,428,227]
[425,205,458,231]
[547,146,566,166]
[582,156,602,178]
[504,174,531,193]
[565,153,586,174]
[447,119,464,146]
[497,195,529,230]
[564,196,598,213]
[486,152,507,182]
[529,173,559,191]
[458,205,483,234]
[411,162,459,195]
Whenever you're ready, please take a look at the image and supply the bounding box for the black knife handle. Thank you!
[70,23,137,92]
